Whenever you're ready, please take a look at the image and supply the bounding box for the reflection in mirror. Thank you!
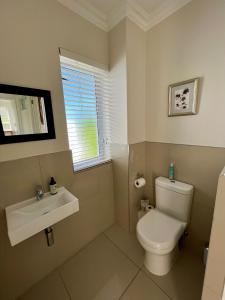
[0,94,48,136]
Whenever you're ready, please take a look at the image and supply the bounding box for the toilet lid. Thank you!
[137,209,185,251]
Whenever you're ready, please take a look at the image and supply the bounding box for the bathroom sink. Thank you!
[5,187,79,246]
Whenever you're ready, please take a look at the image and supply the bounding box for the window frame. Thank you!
[60,54,111,172]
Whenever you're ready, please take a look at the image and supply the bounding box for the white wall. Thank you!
[109,20,130,230]
[146,0,225,147]
[109,19,147,145]
[0,0,108,162]
[126,19,146,144]
[109,20,128,145]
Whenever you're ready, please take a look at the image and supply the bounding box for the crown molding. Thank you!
[107,0,150,32]
[125,0,151,31]
[146,0,192,31]
[107,1,127,31]
[57,0,192,32]
[57,0,108,31]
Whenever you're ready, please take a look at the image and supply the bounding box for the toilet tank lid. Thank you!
[156,177,194,195]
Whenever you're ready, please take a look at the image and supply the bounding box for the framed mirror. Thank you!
[0,84,55,144]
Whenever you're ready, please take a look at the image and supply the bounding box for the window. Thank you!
[60,55,111,171]
[0,106,12,132]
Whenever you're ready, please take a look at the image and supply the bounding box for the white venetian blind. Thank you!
[60,54,111,171]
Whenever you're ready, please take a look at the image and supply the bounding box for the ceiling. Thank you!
[57,0,192,32]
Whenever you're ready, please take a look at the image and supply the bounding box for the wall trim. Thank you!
[57,0,192,32]
[57,0,108,31]
[146,140,225,150]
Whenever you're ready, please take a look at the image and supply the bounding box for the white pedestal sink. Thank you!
[5,187,79,246]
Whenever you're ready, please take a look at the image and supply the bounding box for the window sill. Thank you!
[73,159,112,174]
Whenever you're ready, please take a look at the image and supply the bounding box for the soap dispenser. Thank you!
[49,177,57,195]
[169,163,175,181]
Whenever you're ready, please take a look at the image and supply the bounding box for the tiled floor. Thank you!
[20,224,205,300]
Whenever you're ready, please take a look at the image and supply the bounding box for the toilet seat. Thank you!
[137,209,186,254]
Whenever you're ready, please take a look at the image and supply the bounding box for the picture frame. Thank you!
[168,78,200,117]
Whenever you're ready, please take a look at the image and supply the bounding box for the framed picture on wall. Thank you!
[168,78,200,116]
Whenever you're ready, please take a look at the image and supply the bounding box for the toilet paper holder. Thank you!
[137,172,144,178]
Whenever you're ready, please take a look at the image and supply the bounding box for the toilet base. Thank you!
[144,246,179,276]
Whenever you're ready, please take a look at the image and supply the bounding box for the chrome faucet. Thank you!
[36,185,44,201]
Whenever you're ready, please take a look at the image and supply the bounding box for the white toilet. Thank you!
[137,177,193,276]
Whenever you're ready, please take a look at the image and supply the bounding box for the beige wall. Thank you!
[146,0,225,147]
[202,169,225,299]
[0,0,108,162]
[0,152,114,299]
[145,142,225,254]
[129,142,146,232]
[111,144,130,231]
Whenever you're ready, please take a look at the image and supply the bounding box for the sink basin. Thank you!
[6,187,79,246]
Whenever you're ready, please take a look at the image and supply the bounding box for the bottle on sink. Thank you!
[49,177,57,195]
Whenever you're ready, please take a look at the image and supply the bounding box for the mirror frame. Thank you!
[0,84,56,144]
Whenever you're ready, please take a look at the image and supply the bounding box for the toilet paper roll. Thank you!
[146,204,154,212]
[134,177,146,189]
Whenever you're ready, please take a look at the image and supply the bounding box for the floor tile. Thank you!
[59,234,138,300]
[121,270,170,300]
[143,251,205,300]
[105,224,144,267]
[19,271,70,300]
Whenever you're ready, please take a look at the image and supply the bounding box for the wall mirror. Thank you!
[0,84,55,144]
